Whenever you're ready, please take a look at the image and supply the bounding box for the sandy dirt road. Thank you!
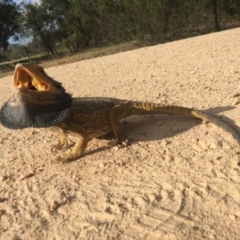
[1,28,240,239]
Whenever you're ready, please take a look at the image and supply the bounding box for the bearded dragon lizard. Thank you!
[1,63,240,163]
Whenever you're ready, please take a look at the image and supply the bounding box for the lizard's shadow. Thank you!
[83,106,240,158]
[107,106,240,142]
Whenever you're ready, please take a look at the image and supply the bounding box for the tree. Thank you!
[0,0,20,51]
[19,1,58,54]
[212,0,220,31]
[12,0,240,58]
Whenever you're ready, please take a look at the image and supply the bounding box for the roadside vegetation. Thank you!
[1,0,240,76]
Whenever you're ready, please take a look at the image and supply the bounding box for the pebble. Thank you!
[99,163,105,168]
[20,172,35,180]
[50,200,60,211]
[113,146,119,151]
[209,140,222,149]
[0,175,8,181]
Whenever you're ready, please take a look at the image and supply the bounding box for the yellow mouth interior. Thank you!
[14,67,50,91]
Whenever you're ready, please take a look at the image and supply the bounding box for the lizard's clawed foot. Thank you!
[51,139,69,152]
[107,137,129,148]
[53,152,82,163]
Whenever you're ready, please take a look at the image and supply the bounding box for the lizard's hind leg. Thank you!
[107,105,128,147]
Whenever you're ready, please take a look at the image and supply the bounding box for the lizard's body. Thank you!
[1,63,240,163]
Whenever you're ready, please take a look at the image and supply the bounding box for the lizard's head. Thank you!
[14,63,65,93]
[0,63,72,129]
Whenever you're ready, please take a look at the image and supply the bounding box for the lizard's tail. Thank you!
[127,101,240,145]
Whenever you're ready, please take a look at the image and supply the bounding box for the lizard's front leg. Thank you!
[51,127,70,151]
[54,122,89,163]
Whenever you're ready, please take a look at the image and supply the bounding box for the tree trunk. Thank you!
[212,0,220,31]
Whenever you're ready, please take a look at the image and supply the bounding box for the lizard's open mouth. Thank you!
[13,63,63,93]
[14,65,49,91]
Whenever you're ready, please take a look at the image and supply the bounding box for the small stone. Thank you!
[122,139,129,146]
[31,130,38,135]
[233,93,240,97]
[113,146,119,151]
[191,138,198,144]
[61,192,68,204]
[99,163,105,168]
[235,211,240,218]
[50,200,60,211]
[20,172,35,180]
[209,140,222,149]
[0,176,8,181]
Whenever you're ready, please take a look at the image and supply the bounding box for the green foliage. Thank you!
[0,0,20,50]
[8,45,27,59]
[1,0,240,62]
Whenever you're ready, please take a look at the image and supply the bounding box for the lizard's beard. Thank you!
[0,88,72,129]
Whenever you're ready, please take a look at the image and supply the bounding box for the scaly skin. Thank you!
[1,63,240,163]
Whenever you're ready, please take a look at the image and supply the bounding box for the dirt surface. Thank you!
[1,28,240,240]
